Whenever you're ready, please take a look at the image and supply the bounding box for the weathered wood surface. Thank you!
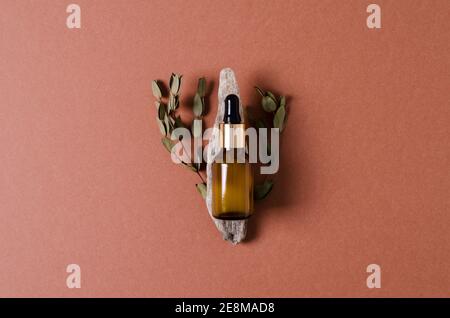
[205,68,247,244]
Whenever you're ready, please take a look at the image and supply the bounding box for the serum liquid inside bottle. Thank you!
[212,94,254,220]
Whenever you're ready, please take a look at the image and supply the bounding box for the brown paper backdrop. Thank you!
[0,0,449,297]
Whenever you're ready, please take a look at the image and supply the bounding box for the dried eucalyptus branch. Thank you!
[151,74,208,197]
[252,86,288,200]
[151,75,288,202]
[192,77,208,199]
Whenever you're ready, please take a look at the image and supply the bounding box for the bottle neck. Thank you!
[219,123,245,150]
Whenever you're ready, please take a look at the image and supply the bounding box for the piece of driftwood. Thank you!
[206,68,247,244]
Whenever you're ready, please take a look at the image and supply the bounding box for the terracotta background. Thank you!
[0,0,449,297]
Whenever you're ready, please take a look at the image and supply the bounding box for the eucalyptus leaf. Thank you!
[161,137,174,153]
[164,114,172,134]
[193,93,203,116]
[196,183,207,199]
[168,94,176,111]
[255,86,265,97]
[157,103,166,120]
[174,96,180,110]
[197,77,206,97]
[152,80,162,99]
[262,95,277,112]
[157,118,166,136]
[280,96,286,108]
[267,91,277,103]
[273,106,286,132]
[254,180,274,200]
[170,74,181,95]
[169,73,174,88]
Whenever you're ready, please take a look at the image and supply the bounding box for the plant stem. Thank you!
[196,170,206,184]
[179,137,206,185]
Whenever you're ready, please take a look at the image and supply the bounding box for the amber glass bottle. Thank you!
[212,94,254,220]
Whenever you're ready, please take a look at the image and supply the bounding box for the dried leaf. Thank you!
[170,74,181,95]
[254,180,274,200]
[193,93,203,117]
[157,103,166,120]
[197,77,206,97]
[267,91,277,103]
[164,114,172,134]
[152,80,162,99]
[169,73,174,88]
[262,95,277,112]
[161,136,174,152]
[196,183,207,199]
[280,96,286,108]
[168,94,177,111]
[273,106,286,132]
[157,118,166,135]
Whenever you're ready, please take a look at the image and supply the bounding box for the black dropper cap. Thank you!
[223,94,241,124]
